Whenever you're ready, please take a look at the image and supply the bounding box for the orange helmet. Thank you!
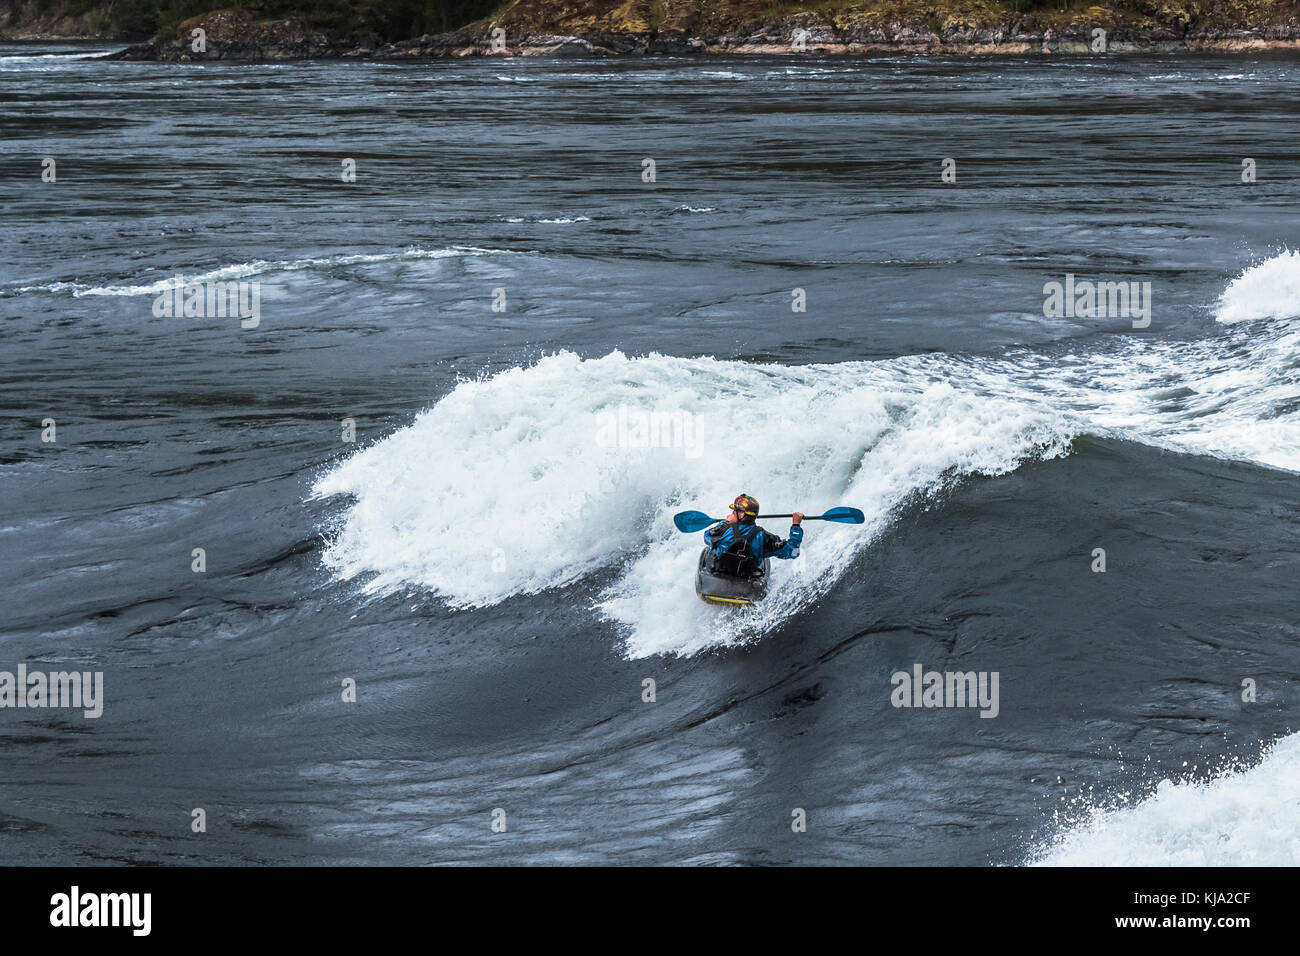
[730,494,759,524]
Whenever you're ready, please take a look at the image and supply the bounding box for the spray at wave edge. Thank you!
[312,252,1300,658]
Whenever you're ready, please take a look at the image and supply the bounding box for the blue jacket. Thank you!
[705,521,803,573]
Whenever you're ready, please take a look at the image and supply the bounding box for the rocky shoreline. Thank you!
[393,26,1300,57]
[75,7,1300,62]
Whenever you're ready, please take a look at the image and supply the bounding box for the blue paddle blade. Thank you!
[818,507,865,524]
[673,510,719,533]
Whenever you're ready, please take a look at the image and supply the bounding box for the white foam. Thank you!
[0,53,92,71]
[502,216,591,224]
[9,246,520,298]
[1216,249,1300,324]
[1032,733,1300,866]
[312,254,1300,657]
[0,53,89,61]
[312,350,1075,655]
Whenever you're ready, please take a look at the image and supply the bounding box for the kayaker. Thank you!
[704,494,803,578]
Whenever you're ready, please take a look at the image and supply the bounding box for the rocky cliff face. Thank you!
[104,9,362,60]
[97,0,1300,60]
[482,0,1298,37]
[370,2,1300,58]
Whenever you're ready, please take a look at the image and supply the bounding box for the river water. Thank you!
[2,44,1298,864]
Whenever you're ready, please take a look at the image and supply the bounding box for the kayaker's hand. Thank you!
[791,512,804,526]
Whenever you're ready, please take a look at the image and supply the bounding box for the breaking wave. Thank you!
[312,252,1300,657]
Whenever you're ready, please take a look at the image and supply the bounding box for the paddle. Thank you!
[672,507,865,534]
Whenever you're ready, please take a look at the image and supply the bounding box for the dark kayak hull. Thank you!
[695,548,770,606]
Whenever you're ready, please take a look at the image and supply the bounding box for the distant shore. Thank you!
[98,27,1300,62]
[7,6,1300,61]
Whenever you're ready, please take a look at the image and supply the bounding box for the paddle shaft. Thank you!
[673,506,863,533]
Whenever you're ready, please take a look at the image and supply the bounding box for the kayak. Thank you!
[695,547,770,606]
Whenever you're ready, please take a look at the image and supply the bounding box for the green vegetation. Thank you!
[4,0,501,41]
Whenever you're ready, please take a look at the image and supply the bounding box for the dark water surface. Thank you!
[2,45,1298,864]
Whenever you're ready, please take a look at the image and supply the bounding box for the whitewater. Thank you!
[6,44,1299,869]
[310,248,1300,866]
[313,250,1300,659]
[1034,733,1300,866]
